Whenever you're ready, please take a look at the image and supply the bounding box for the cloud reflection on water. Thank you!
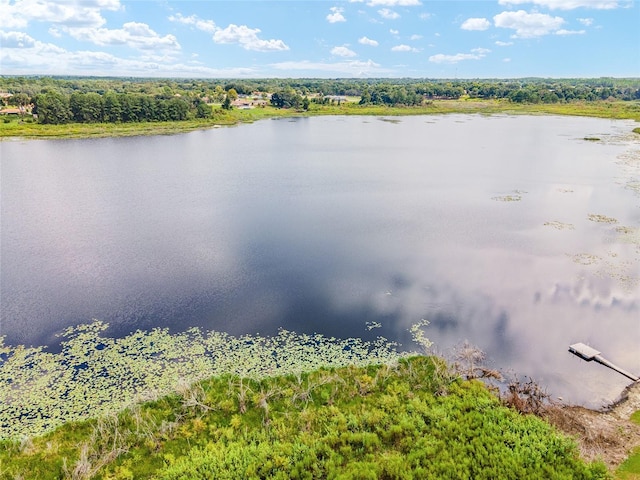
[1,115,638,407]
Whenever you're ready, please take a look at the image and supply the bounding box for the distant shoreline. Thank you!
[2,99,639,141]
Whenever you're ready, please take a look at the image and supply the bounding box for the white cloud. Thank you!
[503,57,512,62]
[495,40,514,46]
[389,28,399,34]
[578,17,594,25]
[461,17,491,30]
[419,12,432,19]
[410,34,423,40]
[358,36,379,46]
[494,10,565,37]
[213,24,289,52]
[498,0,620,9]
[326,6,346,23]
[270,59,384,77]
[1,30,38,49]
[555,28,585,34]
[0,31,258,77]
[429,47,489,64]
[0,3,27,29]
[0,0,121,29]
[391,44,419,52]
[331,45,357,57]
[429,53,480,63]
[366,0,421,5]
[168,13,216,34]
[379,8,400,19]
[64,22,180,52]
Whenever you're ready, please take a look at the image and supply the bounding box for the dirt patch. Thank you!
[543,381,640,470]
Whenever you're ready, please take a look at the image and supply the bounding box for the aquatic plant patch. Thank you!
[491,189,527,202]
[544,221,575,230]
[568,253,602,266]
[588,214,619,224]
[0,321,405,440]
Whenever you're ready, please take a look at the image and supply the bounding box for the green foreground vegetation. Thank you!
[616,412,640,480]
[1,356,609,480]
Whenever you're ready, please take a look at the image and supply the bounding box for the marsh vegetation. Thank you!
[0,354,611,480]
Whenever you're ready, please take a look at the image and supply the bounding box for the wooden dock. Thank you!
[569,343,639,382]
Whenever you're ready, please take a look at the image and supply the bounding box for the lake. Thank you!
[1,114,639,407]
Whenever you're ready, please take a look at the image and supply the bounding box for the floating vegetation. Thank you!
[567,244,638,291]
[615,149,640,196]
[625,179,640,195]
[544,221,575,230]
[492,189,527,202]
[583,137,601,141]
[595,257,639,293]
[492,194,521,202]
[568,253,601,265]
[365,321,382,331]
[409,319,433,354]
[587,213,618,224]
[0,322,407,440]
[616,225,640,241]
[556,188,574,193]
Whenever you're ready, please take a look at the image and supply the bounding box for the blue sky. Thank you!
[1,0,638,78]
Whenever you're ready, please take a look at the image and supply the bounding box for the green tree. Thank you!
[70,92,103,123]
[165,97,189,121]
[7,93,30,107]
[195,100,212,118]
[34,92,70,124]
[270,89,301,109]
[226,88,238,102]
[212,85,225,103]
[359,87,372,105]
[103,92,122,122]
[221,95,232,110]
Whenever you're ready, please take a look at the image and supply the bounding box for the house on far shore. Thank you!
[0,105,29,117]
[231,97,268,109]
[324,95,348,103]
[0,108,22,116]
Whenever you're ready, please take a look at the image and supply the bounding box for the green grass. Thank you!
[617,447,640,480]
[2,100,639,141]
[0,357,609,480]
[614,410,640,480]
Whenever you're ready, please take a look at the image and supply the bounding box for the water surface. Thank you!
[1,114,639,406]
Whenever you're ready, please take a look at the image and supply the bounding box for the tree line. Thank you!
[2,76,639,124]
[32,91,213,124]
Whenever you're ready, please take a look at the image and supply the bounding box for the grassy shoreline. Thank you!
[0,357,611,479]
[2,99,639,141]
